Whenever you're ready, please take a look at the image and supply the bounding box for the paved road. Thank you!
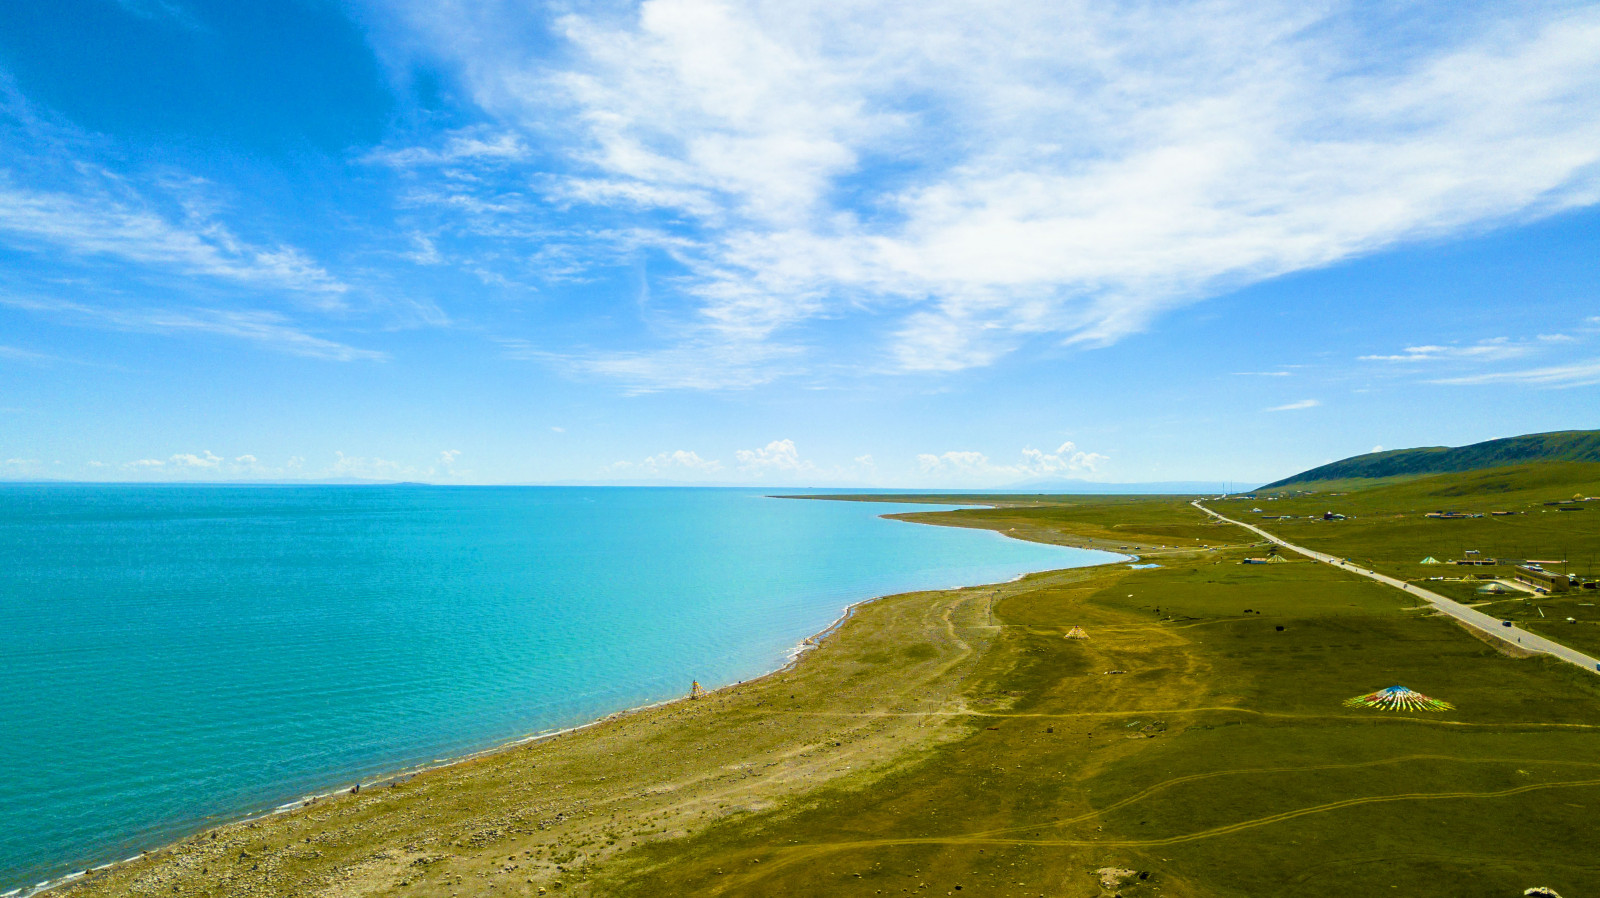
[1192,500,1600,676]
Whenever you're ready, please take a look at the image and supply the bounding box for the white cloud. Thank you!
[169,450,222,468]
[438,449,462,466]
[1359,338,1535,362]
[1360,321,1598,386]
[126,458,165,468]
[0,345,66,365]
[331,451,417,479]
[3,457,38,466]
[0,181,349,302]
[1266,399,1320,411]
[550,426,566,433]
[114,0,203,30]
[608,449,724,475]
[233,454,257,464]
[388,0,1600,387]
[735,439,814,474]
[0,295,384,362]
[1431,358,1600,388]
[532,337,804,392]
[364,128,528,169]
[403,233,446,266]
[1371,445,1384,453]
[916,441,1107,483]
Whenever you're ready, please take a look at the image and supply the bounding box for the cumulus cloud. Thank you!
[916,441,1107,483]
[438,449,462,466]
[331,451,417,479]
[735,439,814,473]
[169,450,222,468]
[608,449,724,475]
[384,0,1600,388]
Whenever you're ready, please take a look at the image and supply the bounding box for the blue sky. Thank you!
[1,0,1597,487]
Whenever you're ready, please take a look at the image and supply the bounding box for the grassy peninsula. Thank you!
[60,464,1600,898]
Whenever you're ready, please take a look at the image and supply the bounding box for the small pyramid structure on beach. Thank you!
[689,680,704,700]
[1344,685,1453,712]
[1064,626,1089,639]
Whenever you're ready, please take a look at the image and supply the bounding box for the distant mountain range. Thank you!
[1262,429,1600,488]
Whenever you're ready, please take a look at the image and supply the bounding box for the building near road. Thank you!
[1515,565,1570,594]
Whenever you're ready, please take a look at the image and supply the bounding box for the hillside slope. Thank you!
[1262,429,1600,488]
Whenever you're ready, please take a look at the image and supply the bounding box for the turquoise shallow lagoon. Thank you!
[0,486,1109,893]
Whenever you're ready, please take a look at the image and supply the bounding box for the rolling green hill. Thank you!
[1262,429,1600,488]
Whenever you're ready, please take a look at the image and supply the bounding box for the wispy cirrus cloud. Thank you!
[0,295,384,361]
[0,344,71,365]
[1359,337,1539,363]
[378,0,1600,389]
[1265,399,1320,412]
[1431,359,1600,388]
[0,180,350,304]
[1359,320,1598,387]
[364,127,528,169]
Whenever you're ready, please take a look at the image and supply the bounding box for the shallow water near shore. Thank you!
[0,485,1108,892]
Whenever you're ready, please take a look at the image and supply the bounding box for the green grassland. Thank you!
[594,496,1600,897]
[1234,461,1600,577]
[799,494,1235,552]
[64,471,1600,898]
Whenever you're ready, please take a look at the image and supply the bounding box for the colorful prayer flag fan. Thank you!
[1064,626,1089,639]
[1344,685,1453,712]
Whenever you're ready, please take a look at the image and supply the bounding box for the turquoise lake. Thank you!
[0,485,1110,893]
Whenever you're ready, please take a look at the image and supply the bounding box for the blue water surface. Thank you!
[0,486,1109,892]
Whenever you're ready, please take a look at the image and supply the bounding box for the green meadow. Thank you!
[600,483,1600,897]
